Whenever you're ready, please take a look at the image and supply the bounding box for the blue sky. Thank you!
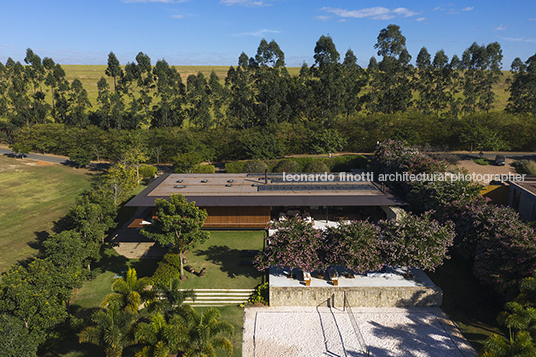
[1,0,535,69]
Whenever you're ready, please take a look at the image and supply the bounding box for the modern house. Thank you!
[125,173,405,229]
[509,179,536,222]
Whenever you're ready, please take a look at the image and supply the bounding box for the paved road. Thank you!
[0,147,71,165]
[0,148,114,170]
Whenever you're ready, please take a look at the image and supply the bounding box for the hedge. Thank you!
[193,164,216,173]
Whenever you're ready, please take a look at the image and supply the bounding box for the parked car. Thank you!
[495,154,506,166]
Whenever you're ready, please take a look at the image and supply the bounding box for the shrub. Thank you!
[152,252,182,287]
[193,164,216,173]
[326,155,368,172]
[303,160,330,173]
[472,158,490,166]
[243,160,268,173]
[225,161,247,173]
[273,159,301,173]
[513,160,536,176]
[139,165,157,178]
[291,157,315,171]
[241,282,269,306]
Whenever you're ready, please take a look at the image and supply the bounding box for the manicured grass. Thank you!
[472,158,490,166]
[60,230,262,357]
[427,251,505,352]
[196,305,245,357]
[0,156,92,273]
[178,230,266,290]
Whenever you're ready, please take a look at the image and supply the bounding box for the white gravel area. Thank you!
[243,306,476,357]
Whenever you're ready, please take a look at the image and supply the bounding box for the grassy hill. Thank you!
[62,64,512,111]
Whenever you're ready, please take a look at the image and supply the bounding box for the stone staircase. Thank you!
[182,288,255,307]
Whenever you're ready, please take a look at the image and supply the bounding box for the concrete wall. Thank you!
[270,286,443,308]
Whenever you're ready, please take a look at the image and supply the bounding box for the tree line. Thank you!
[1,24,535,136]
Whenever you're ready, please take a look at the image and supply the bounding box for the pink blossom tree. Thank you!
[379,212,455,276]
[253,216,323,274]
[324,221,383,274]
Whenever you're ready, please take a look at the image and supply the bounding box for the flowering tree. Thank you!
[253,216,323,273]
[379,212,455,276]
[324,221,383,274]
[371,139,480,213]
[440,197,536,294]
[371,139,447,178]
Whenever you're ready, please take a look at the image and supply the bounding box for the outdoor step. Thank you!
[193,292,253,296]
[187,296,248,300]
[179,288,255,305]
[184,300,247,304]
[181,288,255,292]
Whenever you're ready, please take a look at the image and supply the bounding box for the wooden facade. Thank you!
[201,206,270,229]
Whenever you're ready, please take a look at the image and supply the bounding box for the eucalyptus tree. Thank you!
[225,53,255,128]
[187,72,212,129]
[312,34,342,125]
[368,24,413,114]
[461,42,503,113]
[151,59,186,127]
[506,54,536,116]
[105,51,123,92]
[135,52,155,128]
[67,78,92,127]
[430,49,458,116]
[341,49,367,120]
[293,61,316,121]
[43,58,70,123]
[414,46,433,113]
[0,62,8,121]
[250,39,291,126]
[24,49,49,124]
[7,60,32,127]
[208,70,227,126]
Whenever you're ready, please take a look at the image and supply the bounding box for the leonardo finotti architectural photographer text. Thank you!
[282,172,526,183]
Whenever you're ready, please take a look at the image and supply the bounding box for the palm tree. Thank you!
[176,307,234,357]
[481,331,535,357]
[147,277,196,317]
[102,268,153,313]
[135,312,184,357]
[79,302,138,357]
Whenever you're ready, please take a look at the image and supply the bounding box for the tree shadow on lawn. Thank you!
[194,245,262,279]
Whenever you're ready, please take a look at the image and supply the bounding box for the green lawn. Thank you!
[0,156,92,273]
[427,251,505,351]
[178,230,266,289]
[472,158,490,166]
[58,230,264,357]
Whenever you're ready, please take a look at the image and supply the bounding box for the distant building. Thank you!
[125,173,405,229]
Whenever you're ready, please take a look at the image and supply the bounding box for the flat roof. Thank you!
[510,179,536,196]
[126,173,406,207]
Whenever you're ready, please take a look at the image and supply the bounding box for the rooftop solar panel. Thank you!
[257,184,377,192]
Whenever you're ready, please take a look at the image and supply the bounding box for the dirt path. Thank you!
[456,158,520,185]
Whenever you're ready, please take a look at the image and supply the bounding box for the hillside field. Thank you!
[61,65,512,111]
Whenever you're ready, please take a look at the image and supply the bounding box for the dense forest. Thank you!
[1,24,536,161]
